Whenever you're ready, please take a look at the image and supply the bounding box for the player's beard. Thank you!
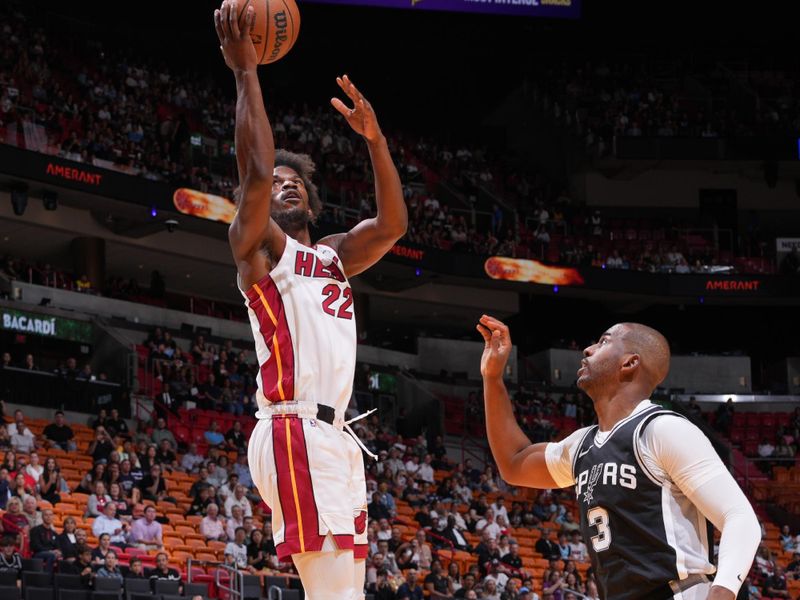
[273,206,310,234]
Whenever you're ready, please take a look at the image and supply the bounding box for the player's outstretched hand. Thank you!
[477,315,512,380]
[214,0,258,72]
[331,75,383,144]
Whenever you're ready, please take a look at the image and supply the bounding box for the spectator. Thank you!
[24,451,43,481]
[225,421,247,452]
[92,502,129,548]
[148,552,181,588]
[501,542,523,574]
[156,383,181,420]
[0,536,22,578]
[76,463,106,495]
[91,533,114,566]
[780,525,796,552]
[1,497,29,542]
[424,559,450,599]
[232,451,253,488]
[557,532,571,560]
[181,443,205,473]
[9,417,35,453]
[763,565,790,598]
[38,457,63,505]
[87,481,112,517]
[187,486,213,516]
[126,556,147,580]
[224,484,253,518]
[61,544,94,588]
[200,503,227,541]
[130,505,163,550]
[442,514,471,552]
[224,527,251,571]
[218,473,240,503]
[88,426,114,463]
[56,516,80,563]
[556,511,580,533]
[225,505,246,541]
[0,468,10,509]
[138,464,172,503]
[91,409,109,431]
[150,418,177,448]
[396,569,424,600]
[96,550,124,581]
[417,454,435,484]
[29,508,62,571]
[108,482,130,516]
[535,528,561,561]
[206,460,228,489]
[155,439,178,471]
[22,496,43,528]
[204,421,225,448]
[105,409,129,438]
[43,411,77,451]
[475,509,502,540]
[567,531,588,562]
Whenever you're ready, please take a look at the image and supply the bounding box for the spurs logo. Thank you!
[583,463,603,504]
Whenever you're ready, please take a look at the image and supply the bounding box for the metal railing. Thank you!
[186,558,244,600]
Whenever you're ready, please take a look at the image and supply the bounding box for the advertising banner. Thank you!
[300,0,580,18]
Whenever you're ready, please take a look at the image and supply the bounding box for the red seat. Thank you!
[743,441,758,456]
[776,413,791,428]
[745,413,760,428]
[732,413,746,428]
[745,429,759,442]
[760,414,776,428]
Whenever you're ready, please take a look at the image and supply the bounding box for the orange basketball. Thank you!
[241,0,301,65]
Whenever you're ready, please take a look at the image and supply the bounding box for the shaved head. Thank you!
[578,322,671,400]
[618,323,671,388]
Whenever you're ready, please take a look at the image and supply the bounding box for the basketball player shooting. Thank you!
[214,2,407,599]
[477,315,761,600]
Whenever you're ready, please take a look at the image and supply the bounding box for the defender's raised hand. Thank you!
[331,75,383,144]
[477,315,512,380]
[214,0,257,72]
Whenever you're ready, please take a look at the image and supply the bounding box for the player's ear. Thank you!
[619,353,640,381]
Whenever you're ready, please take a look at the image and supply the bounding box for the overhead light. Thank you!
[11,189,27,216]
[42,190,58,211]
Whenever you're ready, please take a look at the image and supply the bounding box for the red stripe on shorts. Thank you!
[273,415,322,560]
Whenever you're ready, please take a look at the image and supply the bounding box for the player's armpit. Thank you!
[501,442,561,490]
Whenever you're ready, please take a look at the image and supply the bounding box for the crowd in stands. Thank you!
[525,56,800,159]
[0,4,780,277]
[1,351,107,386]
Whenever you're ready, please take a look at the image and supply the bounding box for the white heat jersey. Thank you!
[241,235,356,416]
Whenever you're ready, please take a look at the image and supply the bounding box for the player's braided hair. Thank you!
[274,149,323,222]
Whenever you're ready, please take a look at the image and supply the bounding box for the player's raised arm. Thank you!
[477,315,559,489]
[215,0,285,286]
[321,75,407,276]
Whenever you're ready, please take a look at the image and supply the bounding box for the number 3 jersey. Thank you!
[241,235,356,416]
[545,401,717,600]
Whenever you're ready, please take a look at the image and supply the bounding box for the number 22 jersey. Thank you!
[241,235,357,416]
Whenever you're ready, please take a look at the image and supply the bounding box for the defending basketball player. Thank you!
[477,316,761,600]
[214,2,407,599]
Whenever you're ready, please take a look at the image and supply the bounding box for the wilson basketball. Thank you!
[243,0,301,64]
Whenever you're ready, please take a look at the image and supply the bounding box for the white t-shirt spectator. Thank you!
[224,542,248,569]
[491,502,509,523]
[224,495,253,518]
[475,519,502,541]
[10,426,36,453]
[404,460,420,476]
[569,539,588,561]
[417,463,434,484]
